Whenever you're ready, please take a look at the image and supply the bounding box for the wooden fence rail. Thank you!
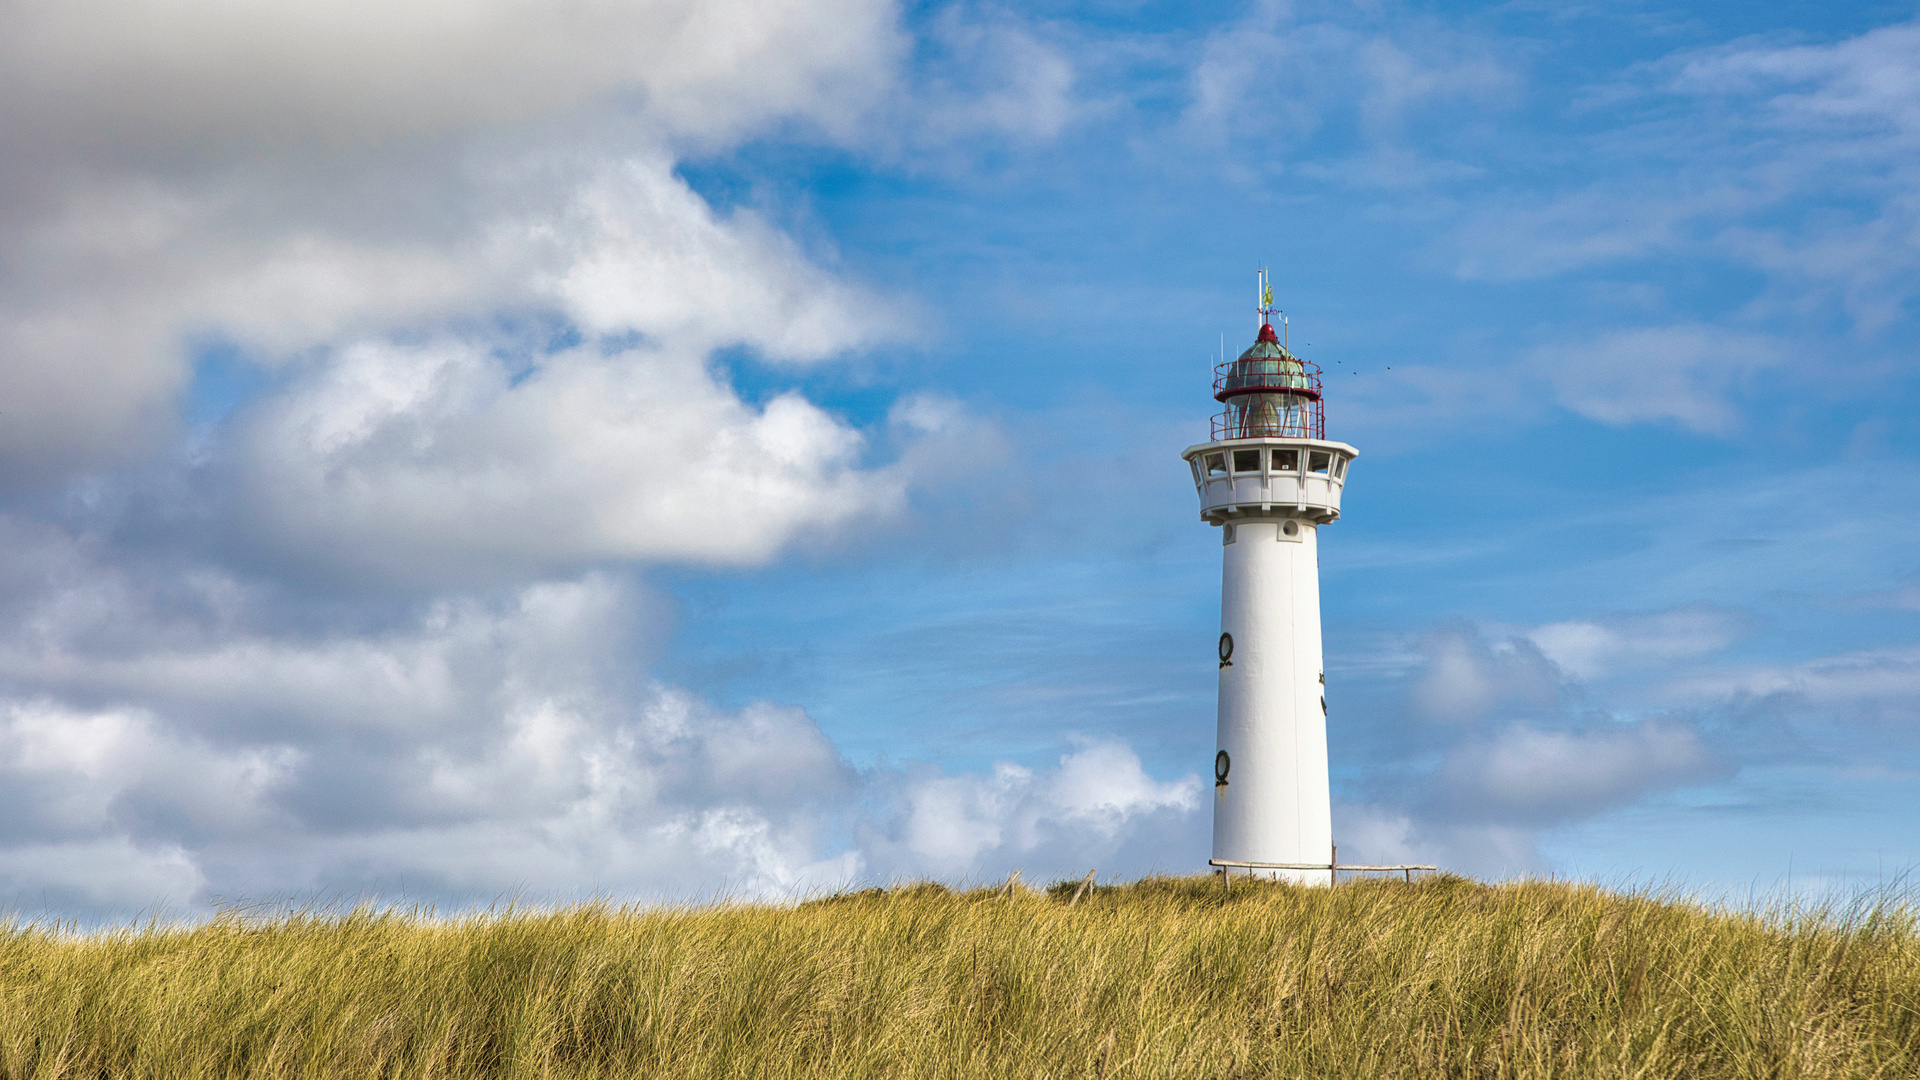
[1209,857,1438,887]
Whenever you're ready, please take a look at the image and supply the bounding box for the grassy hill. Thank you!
[1,873,1915,1078]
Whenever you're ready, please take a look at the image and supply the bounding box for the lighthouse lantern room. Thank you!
[1181,271,1358,885]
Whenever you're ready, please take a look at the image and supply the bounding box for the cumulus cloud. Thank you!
[872,742,1201,878]
[0,519,1201,917]
[0,0,899,153]
[233,334,902,583]
[0,0,1011,598]
[0,0,1135,919]
[1339,561,1920,882]
[539,159,907,358]
[0,838,206,917]
[1347,608,1755,874]
[1333,720,1722,878]
[0,0,911,486]
[97,149,926,586]
[0,155,910,488]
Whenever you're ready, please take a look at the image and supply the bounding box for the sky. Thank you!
[0,0,1916,920]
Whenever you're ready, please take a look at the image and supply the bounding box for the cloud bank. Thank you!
[0,0,1185,920]
[1,0,1913,917]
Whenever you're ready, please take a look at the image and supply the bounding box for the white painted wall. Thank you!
[1212,517,1332,884]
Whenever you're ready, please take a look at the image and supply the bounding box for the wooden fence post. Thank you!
[1069,869,1097,907]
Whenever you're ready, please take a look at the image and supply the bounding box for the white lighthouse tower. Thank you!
[1182,272,1357,885]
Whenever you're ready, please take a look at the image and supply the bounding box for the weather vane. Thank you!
[1257,265,1288,348]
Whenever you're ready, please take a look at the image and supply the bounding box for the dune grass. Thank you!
[0,873,1915,1078]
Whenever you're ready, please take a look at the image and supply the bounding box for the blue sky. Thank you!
[0,0,1915,917]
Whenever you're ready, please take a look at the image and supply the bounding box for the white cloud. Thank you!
[234,337,904,582]
[0,0,900,153]
[1529,324,1786,435]
[0,175,507,482]
[906,7,1080,146]
[1052,741,1199,830]
[0,564,862,910]
[1435,721,1720,824]
[1333,802,1540,880]
[0,527,1202,915]
[1456,21,1920,332]
[876,742,1202,879]
[1350,33,1513,142]
[0,0,1139,919]
[1452,186,1746,283]
[0,153,913,490]
[894,764,1030,871]
[0,838,205,916]
[1528,606,1752,681]
[1661,643,1920,722]
[128,149,931,584]
[1668,23,1920,137]
[0,0,908,487]
[1183,1,1513,179]
[1369,610,1750,859]
[0,701,294,841]
[1410,626,1559,723]
[541,159,907,359]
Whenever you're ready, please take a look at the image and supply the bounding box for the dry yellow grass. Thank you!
[0,873,1915,1078]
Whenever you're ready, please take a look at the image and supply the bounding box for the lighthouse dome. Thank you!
[1217,323,1313,397]
[1212,323,1323,439]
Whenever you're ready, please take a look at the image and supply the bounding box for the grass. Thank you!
[0,873,1916,1078]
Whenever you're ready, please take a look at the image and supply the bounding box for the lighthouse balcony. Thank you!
[1182,438,1357,525]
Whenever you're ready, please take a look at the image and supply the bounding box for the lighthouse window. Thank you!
[1271,449,1298,472]
[1232,450,1261,473]
[1333,456,1348,479]
[1205,453,1227,476]
[1308,451,1331,474]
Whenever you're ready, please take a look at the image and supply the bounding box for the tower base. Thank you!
[1211,858,1334,887]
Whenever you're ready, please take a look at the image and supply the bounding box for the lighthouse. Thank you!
[1182,271,1357,885]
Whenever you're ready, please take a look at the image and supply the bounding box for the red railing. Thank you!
[1212,357,1323,402]
[1209,354,1324,440]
